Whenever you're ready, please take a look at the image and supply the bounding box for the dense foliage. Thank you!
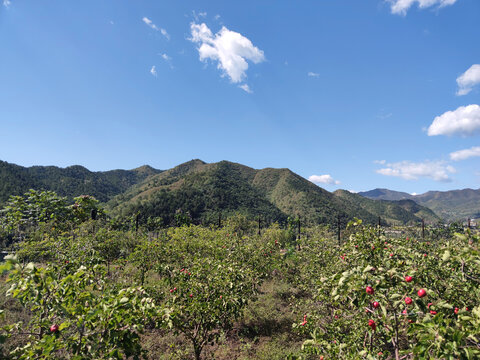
[1,189,479,359]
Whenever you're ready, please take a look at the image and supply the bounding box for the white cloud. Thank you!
[308,72,320,78]
[374,160,386,165]
[214,14,221,20]
[189,22,265,83]
[239,84,252,93]
[3,0,11,8]
[150,66,157,77]
[160,53,171,61]
[376,160,455,182]
[308,174,341,185]
[427,104,480,137]
[388,0,458,15]
[450,146,480,161]
[457,64,480,96]
[142,17,170,40]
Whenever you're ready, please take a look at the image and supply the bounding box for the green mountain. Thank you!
[359,187,480,221]
[0,160,161,203]
[107,160,439,226]
[334,190,440,225]
[1,159,447,226]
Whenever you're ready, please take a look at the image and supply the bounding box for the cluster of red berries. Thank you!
[180,268,191,276]
[366,276,432,330]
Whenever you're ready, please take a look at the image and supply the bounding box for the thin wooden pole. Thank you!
[337,215,341,245]
[422,219,425,240]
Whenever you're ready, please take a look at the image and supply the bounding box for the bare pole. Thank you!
[422,219,425,240]
[337,215,341,246]
[297,217,301,251]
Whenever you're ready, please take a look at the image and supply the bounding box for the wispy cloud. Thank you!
[376,160,455,182]
[239,84,253,93]
[450,146,480,161]
[374,160,386,165]
[309,174,341,185]
[3,0,11,8]
[427,104,480,137]
[158,53,173,69]
[189,22,265,84]
[388,0,458,15]
[457,64,480,96]
[160,53,171,61]
[150,66,157,77]
[142,17,170,40]
[308,72,320,78]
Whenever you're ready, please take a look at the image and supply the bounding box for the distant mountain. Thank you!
[358,188,414,201]
[359,187,480,221]
[0,160,162,203]
[334,190,440,225]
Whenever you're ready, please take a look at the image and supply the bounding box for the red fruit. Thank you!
[50,324,59,333]
[174,287,177,291]
[390,253,394,257]
[423,254,427,257]
[406,237,409,240]
[220,295,222,299]
[366,286,374,295]
[405,276,413,282]
[405,297,413,305]
[368,319,376,331]
[417,289,427,298]
[373,301,380,309]
[402,309,407,315]
[169,289,174,293]
[454,307,459,314]
[189,294,193,298]
[429,310,437,315]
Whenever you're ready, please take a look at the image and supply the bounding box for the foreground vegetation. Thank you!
[1,190,479,359]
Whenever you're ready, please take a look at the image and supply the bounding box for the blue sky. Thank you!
[1,0,479,194]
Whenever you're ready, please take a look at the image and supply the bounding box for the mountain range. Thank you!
[358,188,480,222]
[1,159,475,226]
